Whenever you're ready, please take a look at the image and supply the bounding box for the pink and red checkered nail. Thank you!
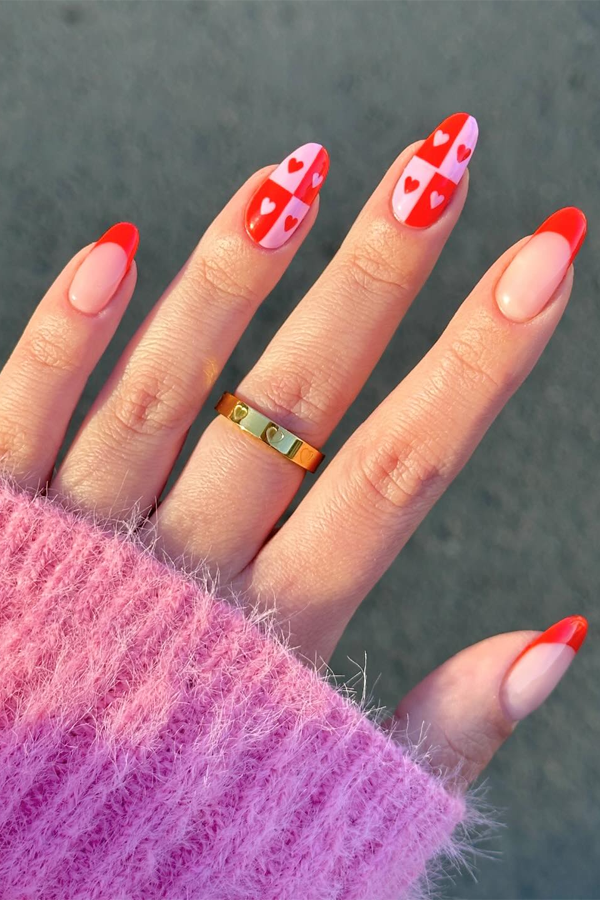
[245,143,329,249]
[392,113,478,228]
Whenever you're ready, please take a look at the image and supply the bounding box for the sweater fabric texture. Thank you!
[0,479,465,899]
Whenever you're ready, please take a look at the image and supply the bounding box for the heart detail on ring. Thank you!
[284,215,298,232]
[430,191,445,209]
[231,402,249,423]
[456,144,472,163]
[265,424,284,445]
[404,176,420,194]
[433,130,449,147]
[260,197,276,216]
[288,157,304,173]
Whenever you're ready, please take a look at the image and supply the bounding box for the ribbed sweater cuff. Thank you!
[0,479,465,900]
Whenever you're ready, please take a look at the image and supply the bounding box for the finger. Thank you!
[241,208,587,661]
[393,616,588,788]
[152,113,478,574]
[53,145,328,519]
[0,223,138,490]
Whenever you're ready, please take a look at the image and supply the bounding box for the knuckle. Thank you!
[20,320,81,377]
[252,360,340,439]
[442,329,508,401]
[344,230,412,301]
[109,363,193,439]
[355,431,445,514]
[192,240,260,315]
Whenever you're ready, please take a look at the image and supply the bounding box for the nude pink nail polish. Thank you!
[501,615,588,721]
[496,207,586,323]
[69,222,139,314]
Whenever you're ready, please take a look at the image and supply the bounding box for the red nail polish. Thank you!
[513,615,588,666]
[69,222,139,315]
[392,112,478,227]
[501,616,588,721]
[95,222,140,272]
[534,207,587,266]
[246,143,329,249]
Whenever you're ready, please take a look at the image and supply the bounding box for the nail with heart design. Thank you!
[246,143,329,249]
[392,112,478,228]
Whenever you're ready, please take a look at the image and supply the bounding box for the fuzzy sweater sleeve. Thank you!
[0,479,466,900]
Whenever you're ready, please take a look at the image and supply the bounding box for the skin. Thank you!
[0,139,578,791]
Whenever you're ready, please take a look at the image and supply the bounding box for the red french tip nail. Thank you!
[95,222,139,270]
[525,615,589,656]
[534,207,587,266]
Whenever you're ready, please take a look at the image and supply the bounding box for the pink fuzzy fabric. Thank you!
[0,479,465,899]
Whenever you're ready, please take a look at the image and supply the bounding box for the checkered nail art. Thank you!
[392,113,478,227]
[245,143,330,248]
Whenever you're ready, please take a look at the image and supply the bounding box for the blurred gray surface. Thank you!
[0,2,598,897]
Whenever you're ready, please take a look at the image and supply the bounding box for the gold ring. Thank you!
[214,391,325,473]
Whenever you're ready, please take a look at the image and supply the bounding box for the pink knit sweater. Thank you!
[0,478,466,899]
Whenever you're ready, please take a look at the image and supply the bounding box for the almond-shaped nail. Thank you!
[496,207,587,322]
[392,112,478,227]
[245,143,329,249]
[501,615,588,721]
[69,222,139,314]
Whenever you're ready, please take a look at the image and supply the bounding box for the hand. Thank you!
[0,113,587,791]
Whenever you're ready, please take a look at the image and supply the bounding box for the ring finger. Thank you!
[152,112,479,575]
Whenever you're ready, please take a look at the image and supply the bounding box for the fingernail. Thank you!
[496,207,587,322]
[245,143,329,249]
[501,615,588,722]
[69,222,139,314]
[392,112,478,227]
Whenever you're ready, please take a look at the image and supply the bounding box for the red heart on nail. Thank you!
[284,215,298,232]
[288,157,304,173]
[404,176,420,193]
[456,144,472,163]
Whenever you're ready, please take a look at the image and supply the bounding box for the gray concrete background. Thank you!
[0,2,598,897]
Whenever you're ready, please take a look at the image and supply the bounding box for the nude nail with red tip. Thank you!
[69,222,139,314]
[501,616,588,722]
[496,207,587,322]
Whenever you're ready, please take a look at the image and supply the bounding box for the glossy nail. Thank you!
[245,143,329,249]
[69,222,139,314]
[496,207,587,322]
[392,112,478,227]
[501,615,588,721]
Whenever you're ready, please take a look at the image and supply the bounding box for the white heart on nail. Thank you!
[430,191,445,209]
[260,197,276,215]
[433,130,449,147]
[312,172,323,188]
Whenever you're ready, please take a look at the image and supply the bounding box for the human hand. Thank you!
[0,112,587,790]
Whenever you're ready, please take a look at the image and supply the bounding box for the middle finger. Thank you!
[154,112,478,575]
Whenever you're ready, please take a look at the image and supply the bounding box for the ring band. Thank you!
[215,392,325,473]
